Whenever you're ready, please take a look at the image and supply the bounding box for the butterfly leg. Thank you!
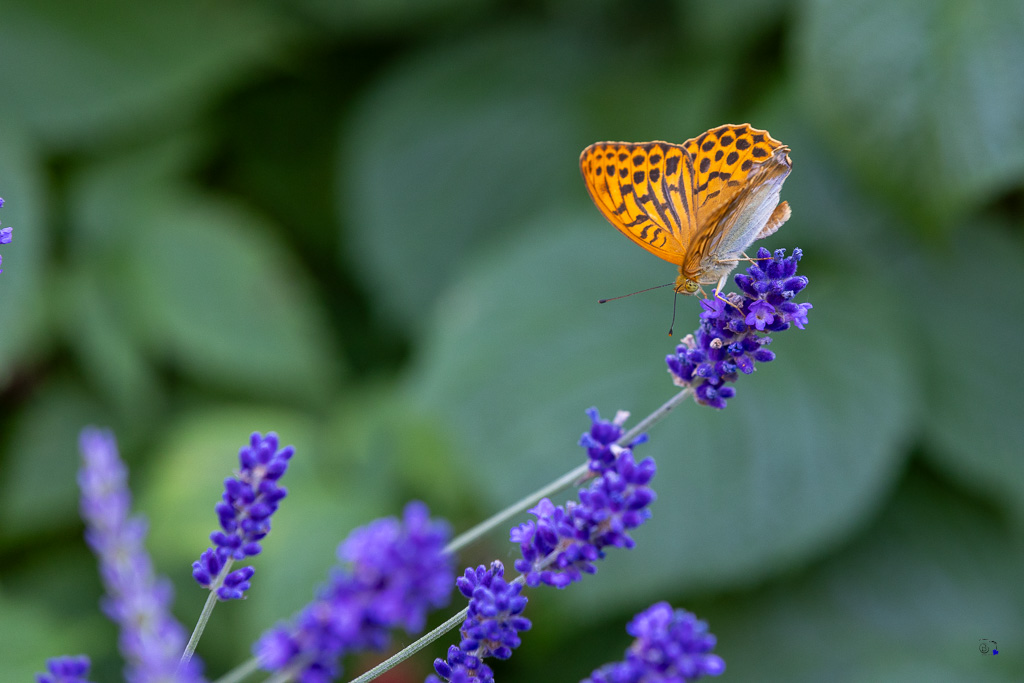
[731,251,763,265]
[713,273,730,299]
[711,274,747,313]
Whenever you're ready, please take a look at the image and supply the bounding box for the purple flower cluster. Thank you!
[427,562,531,683]
[512,411,656,588]
[667,247,812,409]
[255,502,454,681]
[579,407,648,470]
[77,428,204,683]
[457,561,530,659]
[36,656,93,683]
[192,432,293,600]
[0,197,11,273]
[583,602,725,682]
[429,646,494,683]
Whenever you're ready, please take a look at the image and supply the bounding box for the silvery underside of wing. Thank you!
[693,154,791,275]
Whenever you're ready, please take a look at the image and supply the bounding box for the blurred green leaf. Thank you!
[795,0,1024,227]
[70,131,211,254]
[116,191,342,407]
[278,0,487,35]
[915,224,1024,523]
[0,382,103,542]
[0,116,48,376]
[0,0,291,147]
[407,210,919,614]
[339,25,600,328]
[0,585,111,681]
[58,264,165,425]
[704,469,1024,681]
[676,0,792,57]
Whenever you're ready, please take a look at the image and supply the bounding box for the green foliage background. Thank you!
[1,0,1022,680]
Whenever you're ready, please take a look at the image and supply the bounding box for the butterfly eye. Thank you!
[683,280,700,294]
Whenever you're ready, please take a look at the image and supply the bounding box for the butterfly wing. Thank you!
[682,124,792,280]
[580,141,698,265]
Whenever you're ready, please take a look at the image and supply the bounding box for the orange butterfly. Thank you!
[580,124,792,298]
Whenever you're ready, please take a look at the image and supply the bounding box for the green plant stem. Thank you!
[181,558,235,669]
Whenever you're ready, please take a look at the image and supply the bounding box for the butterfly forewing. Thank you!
[580,141,697,265]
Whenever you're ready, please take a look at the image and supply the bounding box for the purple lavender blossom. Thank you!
[0,197,10,274]
[583,602,725,682]
[427,645,495,683]
[339,500,455,633]
[456,561,531,660]
[579,408,648,471]
[512,445,656,589]
[255,502,454,681]
[36,656,93,683]
[666,247,811,409]
[77,428,204,683]
[193,432,293,600]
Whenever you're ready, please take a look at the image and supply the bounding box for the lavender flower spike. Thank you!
[667,247,812,409]
[78,428,204,683]
[579,407,648,471]
[255,502,454,681]
[458,561,531,659]
[427,561,529,683]
[193,432,293,600]
[36,656,94,683]
[0,197,11,273]
[427,645,495,683]
[583,602,725,682]
[513,412,656,589]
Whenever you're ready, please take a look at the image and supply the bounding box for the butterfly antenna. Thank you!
[668,290,679,336]
[598,282,674,304]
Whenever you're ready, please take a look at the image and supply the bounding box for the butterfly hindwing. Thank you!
[682,125,792,279]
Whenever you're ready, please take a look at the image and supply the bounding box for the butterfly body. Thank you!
[580,124,792,296]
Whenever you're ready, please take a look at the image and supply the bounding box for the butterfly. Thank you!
[580,124,792,298]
